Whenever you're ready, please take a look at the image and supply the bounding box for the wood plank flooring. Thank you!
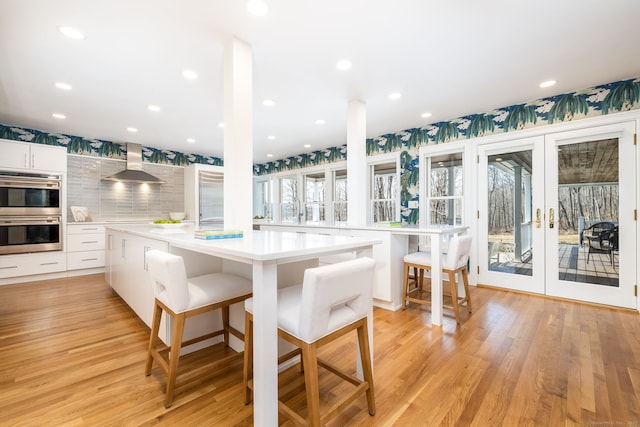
[1,274,639,426]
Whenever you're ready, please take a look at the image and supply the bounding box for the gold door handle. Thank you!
[549,208,554,229]
[536,209,541,228]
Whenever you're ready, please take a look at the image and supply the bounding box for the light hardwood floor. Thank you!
[1,274,639,426]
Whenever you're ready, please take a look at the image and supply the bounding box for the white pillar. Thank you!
[347,99,367,227]
[223,38,253,233]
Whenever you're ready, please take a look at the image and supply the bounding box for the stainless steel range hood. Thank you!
[102,143,164,184]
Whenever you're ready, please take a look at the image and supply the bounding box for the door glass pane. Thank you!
[333,169,347,225]
[487,151,533,276]
[557,139,618,287]
[304,172,325,224]
[371,162,397,223]
[428,153,463,225]
[280,176,298,223]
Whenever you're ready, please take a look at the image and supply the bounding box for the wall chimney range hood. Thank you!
[102,143,164,184]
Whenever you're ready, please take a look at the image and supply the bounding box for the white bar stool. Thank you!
[145,249,252,407]
[243,257,376,426]
[402,235,473,324]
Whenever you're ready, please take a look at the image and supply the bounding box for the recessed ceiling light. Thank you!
[218,122,225,128]
[315,119,325,125]
[127,127,138,133]
[304,144,311,148]
[59,26,84,40]
[247,0,268,16]
[147,105,161,112]
[54,82,72,90]
[52,113,66,119]
[336,59,352,71]
[186,138,196,143]
[182,70,198,80]
[421,112,432,118]
[263,99,275,107]
[267,135,276,140]
[389,92,402,100]
[267,153,273,158]
[539,80,556,88]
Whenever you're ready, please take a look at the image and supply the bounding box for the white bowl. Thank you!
[169,212,185,220]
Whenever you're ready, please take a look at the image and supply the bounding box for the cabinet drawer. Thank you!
[67,224,105,235]
[67,233,105,252]
[67,250,105,270]
[0,253,66,279]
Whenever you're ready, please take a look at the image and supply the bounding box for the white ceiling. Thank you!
[1,0,639,164]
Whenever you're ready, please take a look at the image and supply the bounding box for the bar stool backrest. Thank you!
[146,250,190,313]
[298,257,376,343]
[444,235,473,271]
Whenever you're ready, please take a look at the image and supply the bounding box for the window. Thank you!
[370,162,398,223]
[303,172,325,224]
[279,176,298,223]
[333,169,347,225]
[253,178,271,219]
[427,153,463,225]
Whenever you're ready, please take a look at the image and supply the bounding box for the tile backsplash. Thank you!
[67,155,184,222]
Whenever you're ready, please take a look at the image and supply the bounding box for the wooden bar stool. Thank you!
[402,235,473,324]
[145,249,252,407]
[243,257,376,427]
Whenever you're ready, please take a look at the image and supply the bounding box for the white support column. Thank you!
[223,38,253,233]
[347,99,367,227]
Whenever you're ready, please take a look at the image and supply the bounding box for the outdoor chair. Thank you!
[583,222,617,266]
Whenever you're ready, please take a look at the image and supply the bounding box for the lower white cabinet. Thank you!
[106,230,168,327]
[67,224,106,271]
[0,252,66,279]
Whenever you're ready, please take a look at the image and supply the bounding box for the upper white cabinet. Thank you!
[0,139,67,173]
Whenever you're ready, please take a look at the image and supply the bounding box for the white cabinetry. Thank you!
[66,224,105,271]
[0,252,66,279]
[0,139,67,172]
[106,230,168,327]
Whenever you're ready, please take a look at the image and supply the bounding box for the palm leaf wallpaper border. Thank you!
[0,126,224,167]
[255,76,640,174]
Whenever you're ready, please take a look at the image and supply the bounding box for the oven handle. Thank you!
[0,175,61,189]
[0,216,61,226]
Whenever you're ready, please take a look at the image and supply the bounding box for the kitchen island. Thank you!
[104,223,380,427]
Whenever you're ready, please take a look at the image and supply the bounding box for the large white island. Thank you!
[104,223,380,427]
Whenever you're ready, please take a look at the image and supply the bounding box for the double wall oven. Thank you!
[0,172,62,255]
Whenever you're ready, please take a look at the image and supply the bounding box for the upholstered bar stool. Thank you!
[145,249,252,408]
[243,257,376,427]
[402,235,473,324]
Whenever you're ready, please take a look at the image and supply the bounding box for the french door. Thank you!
[478,121,636,308]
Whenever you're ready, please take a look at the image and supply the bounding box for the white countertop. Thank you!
[105,223,382,263]
[259,222,469,235]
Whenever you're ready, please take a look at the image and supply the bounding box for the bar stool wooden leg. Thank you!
[301,343,322,427]
[165,312,186,408]
[402,263,410,310]
[447,270,461,324]
[462,267,472,314]
[243,311,253,405]
[222,305,230,347]
[146,300,163,375]
[357,319,376,415]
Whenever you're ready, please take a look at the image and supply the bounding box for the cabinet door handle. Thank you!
[82,228,99,231]
[122,239,126,258]
[81,258,98,262]
[535,209,541,228]
[40,262,59,266]
[31,153,35,168]
[549,208,555,229]
[0,265,18,270]
[82,240,99,244]
[24,154,28,168]
[143,246,150,271]
[107,235,112,250]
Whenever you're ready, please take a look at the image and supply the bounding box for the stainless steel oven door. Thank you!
[0,173,62,216]
[0,216,62,255]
